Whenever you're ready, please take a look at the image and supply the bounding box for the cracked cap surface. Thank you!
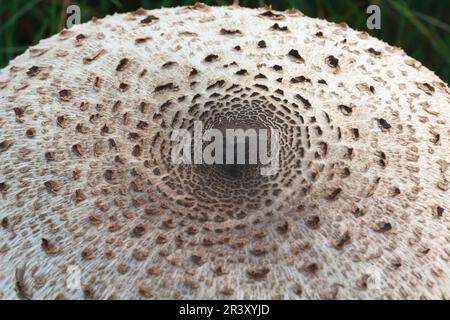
[0,4,450,299]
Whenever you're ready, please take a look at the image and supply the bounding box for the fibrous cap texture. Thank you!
[0,4,450,299]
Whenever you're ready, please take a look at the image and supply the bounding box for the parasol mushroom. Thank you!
[0,4,449,299]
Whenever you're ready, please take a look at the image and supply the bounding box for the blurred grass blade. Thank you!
[111,0,124,9]
[411,10,450,33]
[387,0,450,65]
[0,46,29,53]
[0,0,41,35]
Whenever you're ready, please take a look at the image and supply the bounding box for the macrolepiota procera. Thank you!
[0,4,449,299]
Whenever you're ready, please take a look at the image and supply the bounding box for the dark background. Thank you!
[1,0,449,83]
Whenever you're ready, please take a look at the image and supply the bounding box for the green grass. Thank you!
[1,0,449,83]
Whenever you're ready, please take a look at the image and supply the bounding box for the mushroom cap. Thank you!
[0,4,449,300]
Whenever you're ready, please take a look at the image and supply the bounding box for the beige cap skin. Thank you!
[0,4,449,299]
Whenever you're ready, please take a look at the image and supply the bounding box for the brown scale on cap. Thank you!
[0,4,450,300]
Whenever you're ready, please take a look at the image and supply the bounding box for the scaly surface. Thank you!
[0,5,449,299]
